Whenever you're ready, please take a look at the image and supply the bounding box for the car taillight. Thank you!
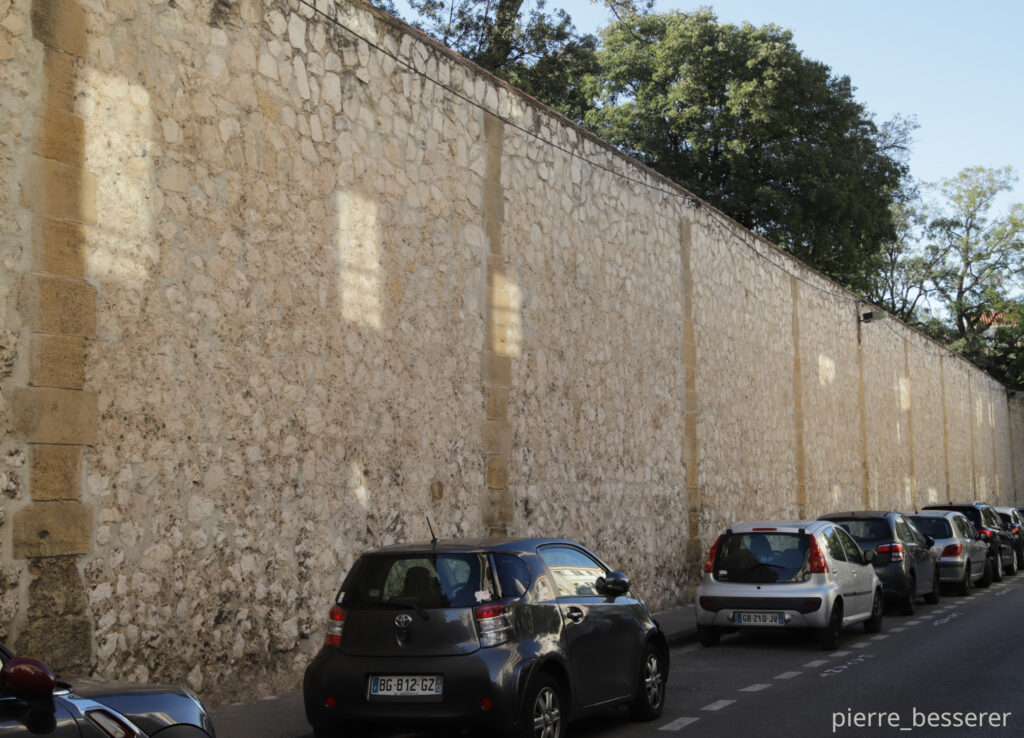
[808,536,828,573]
[877,543,905,561]
[703,535,723,573]
[325,604,345,647]
[941,543,963,557]
[475,598,515,647]
[979,529,994,540]
[1011,525,1021,535]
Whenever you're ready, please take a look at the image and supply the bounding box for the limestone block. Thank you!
[30,445,82,500]
[30,0,86,57]
[30,334,85,389]
[481,488,513,529]
[27,557,87,615]
[32,217,85,277]
[20,157,96,225]
[37,105,85,168]
[481,353,510,387]
[11,387,98,445]
[484,386,507,420]
[14,613,90,672]
[482,420,512,455]
[19,274,96,337]
[13,500,94,557]
[486,455,508,490]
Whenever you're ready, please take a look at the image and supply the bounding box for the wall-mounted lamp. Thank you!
[857,307,887,343]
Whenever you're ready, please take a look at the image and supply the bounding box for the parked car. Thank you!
[908,510,992,594]
[695,520,883,650]
[994,507,1024,570]
[922,502,1016,580]
[0,643,215,737]
[303,537,668,738]
[819,511,940,615]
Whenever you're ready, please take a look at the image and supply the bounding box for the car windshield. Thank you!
[938,507,981,527]
[831,518,891,542]
[909,517,952,539]
[715,532,809,584]
[340,553,499,609]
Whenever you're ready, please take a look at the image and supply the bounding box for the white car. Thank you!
[695,520,884,650]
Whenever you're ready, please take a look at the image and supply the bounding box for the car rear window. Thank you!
[715,532,809,584]
[909,517,952,539]
[340,553,499,609]
[831,518,891,542]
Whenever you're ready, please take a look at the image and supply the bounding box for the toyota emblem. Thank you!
[394,613,413,628]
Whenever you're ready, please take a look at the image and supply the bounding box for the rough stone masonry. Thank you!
[1,0,1022,705]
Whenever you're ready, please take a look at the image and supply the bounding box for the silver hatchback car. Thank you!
[908,511,991,594]
[695,521,883,650]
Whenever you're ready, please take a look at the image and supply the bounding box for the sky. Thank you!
[557,0,1024,211]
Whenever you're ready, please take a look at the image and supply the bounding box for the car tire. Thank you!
[863,590,883,633]
[991,550,1003,582]
[977,557,993,588]
[697,624,720,647]
[818,600,842,650]
[924,566,941,604]
[517,673,564,738]
[1004,548,1017,576]
[629,643,667,721]
[898,574,916,616]
[956,563,971,596]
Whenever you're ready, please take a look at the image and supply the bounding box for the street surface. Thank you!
[212,575,1024,737]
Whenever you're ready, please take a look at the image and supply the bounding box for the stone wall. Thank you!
[1,0,1021,705]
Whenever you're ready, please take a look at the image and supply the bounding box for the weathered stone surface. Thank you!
[19,274,96,337]
[33,217,86,277]
[30,445,82,500]
[15,613,91,672]
[31,0,87,57]
[27,557,87,615]
[19,156,96,224]
[37,104,85,167]
[13,501,94,557]
[11,387,97,445]
[30,333,85,388]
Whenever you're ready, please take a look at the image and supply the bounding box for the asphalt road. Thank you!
[211,575,1024,737]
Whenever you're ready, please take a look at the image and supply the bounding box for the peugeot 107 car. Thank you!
[303,537,669,738]
[923,502,1017,581]
[820,511,941,615]
[909,510,992,594]
[0,643,216,737]
[695,521,883,650]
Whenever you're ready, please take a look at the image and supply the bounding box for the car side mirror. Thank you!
[863,550,876,564]
[596,571,630,597]
[924,535,934,548]
[1,657,56,700]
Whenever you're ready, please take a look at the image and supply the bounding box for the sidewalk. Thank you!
[653,602,698,646]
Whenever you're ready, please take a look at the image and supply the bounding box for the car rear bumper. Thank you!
[302,644,527,733]
[938,558,969,582]
[695,581,834,629]
[873,563,912,596]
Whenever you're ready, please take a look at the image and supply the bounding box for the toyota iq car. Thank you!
[0,643,215,737]
[820,511,941,615]
[695,521,883,650]
[303,537,669,738]
[908,510,992,594]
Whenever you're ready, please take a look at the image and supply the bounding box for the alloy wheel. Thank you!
[641,653,664,710]
[532,685,561,738]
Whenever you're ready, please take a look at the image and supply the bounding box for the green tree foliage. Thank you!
[388,0,602,120]
[866,184,935,324]
[584,9,909,291]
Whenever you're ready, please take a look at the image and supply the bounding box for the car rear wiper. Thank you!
[386,597,431,621]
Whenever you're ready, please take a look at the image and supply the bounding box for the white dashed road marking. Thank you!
[830,651,851,658]
[774,671,801,680]
[904,620,921,625]
[851,642,870,649]
[889,627,906,633]
[803,660,828,668]
[740,683,772,692]
[659,717,700,731]
[702,700,735,711]
[871,634,889,640]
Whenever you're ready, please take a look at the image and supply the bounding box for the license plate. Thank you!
[735,611,783,625]
[368,675,443,698]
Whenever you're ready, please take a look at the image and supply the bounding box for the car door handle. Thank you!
[565,606,585,623]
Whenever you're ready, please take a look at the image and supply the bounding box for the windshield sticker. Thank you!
[475,590,492,603]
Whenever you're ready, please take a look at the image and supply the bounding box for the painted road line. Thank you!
[830,651,851,658]
[917,613,936,619]
[803,660,828,668]
[740,684,772,692]
[774,671,801,680]
[889,627,906,633]
[871,634,890,640]
[702,700,736,711]
[851,642,870,649]
[904,620,921,625]
[659,717,699,731]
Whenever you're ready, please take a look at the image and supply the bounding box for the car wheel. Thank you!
[863,590,883,633]
[818,600,842,650]
[629,643,667,721]
[898,574,916,616]
[697,624,720,647]
[518,673,563,738]
[1004,548,1017,576]
[977,557,993,588]
[956,563,971,596]
[924,566,941,604]
[991,551,1003,582]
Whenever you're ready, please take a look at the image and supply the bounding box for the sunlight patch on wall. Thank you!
[817,354,835,386]
[336,190,382,329]
[898,377,911,412]
[350,461,370,509]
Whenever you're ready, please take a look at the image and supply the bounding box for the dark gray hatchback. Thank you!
[303,537,668,737]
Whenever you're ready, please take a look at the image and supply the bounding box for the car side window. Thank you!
[904,518,927,546]
[957,517,975,539]
[895,517,916,543]
[824,528,846,562]
[835,527,864,563]
[492,554,532,598]
[537,546,606,598]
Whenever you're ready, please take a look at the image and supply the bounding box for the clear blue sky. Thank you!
[558,0,1023,210]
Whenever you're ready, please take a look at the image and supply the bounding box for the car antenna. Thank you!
[426,515,439,546]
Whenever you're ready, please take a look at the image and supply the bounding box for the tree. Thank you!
[584,9,909,292]
[867,183,935,323]
[385,0,603,120]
